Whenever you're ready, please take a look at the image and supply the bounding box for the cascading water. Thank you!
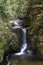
[10,19,31,56]
[0,19,33,65]
[10,19,22,29]
[15,28,27,55]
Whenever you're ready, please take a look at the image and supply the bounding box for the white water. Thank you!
[10,19,31,56]
[10,19,22,29]
[15,28,27,55]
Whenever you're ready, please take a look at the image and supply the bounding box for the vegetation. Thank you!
[0,0,43,62]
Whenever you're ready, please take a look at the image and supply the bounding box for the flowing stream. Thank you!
[11,19,31,55]
[12,20,27,55]
[15,28,27,55]
[6,19,43,65]
[11,19,31,56]
[0,19,43,65]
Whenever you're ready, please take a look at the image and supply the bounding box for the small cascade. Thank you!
[15,28,27,55]
[10,19,32,56]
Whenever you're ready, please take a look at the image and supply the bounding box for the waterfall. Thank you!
[10,19,32,56]
[15,28,27,55]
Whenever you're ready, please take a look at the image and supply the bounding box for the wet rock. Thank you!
[9,17,30,29]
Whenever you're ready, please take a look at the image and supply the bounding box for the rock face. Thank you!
[9,16,43,57]
[0,0,43,64]
[0,13,43,63]
[10,18,31,47]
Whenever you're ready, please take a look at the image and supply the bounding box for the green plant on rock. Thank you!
[0,0,43,59]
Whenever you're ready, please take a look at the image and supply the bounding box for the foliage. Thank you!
[0,0,43,59]
[0,0,30,19]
